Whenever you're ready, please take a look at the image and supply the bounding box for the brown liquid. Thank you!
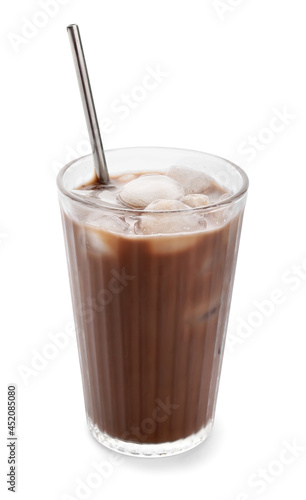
[60,175,244,444]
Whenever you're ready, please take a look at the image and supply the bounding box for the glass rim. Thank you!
[57,147,249,214]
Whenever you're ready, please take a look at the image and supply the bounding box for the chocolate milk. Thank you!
[58,153,247,455]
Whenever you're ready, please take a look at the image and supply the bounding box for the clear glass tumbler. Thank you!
[57,147,248,457]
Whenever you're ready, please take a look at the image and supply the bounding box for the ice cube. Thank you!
[87,214,129,234]
[136,200,207,235]
[181,194,210,208]
[97,190,121,206]
[167,165,211,195]
[118,174,184,209]
[72,189,96,198]
[147,232,201,254]
[145,199,191,211]
[185,300,220,325]
[219,192,231,202]
[99,215,130,233]
[84,229,110,254]
[212,193,232,225]
[79,226,111,255]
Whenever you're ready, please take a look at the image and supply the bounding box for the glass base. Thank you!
[88,418,213,458]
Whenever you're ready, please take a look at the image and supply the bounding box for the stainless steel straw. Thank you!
[67,24,109,184]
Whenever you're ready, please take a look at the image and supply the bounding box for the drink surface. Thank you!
[74,165,230,237]
[60,164,245,447]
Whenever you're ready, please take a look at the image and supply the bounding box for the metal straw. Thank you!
[67,24,109,184]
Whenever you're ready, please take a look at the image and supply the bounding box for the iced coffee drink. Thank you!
[57,147,248,457]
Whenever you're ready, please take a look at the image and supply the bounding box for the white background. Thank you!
[1,1,306,499]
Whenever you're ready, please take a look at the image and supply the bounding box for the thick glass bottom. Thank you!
[88,417,213,458]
